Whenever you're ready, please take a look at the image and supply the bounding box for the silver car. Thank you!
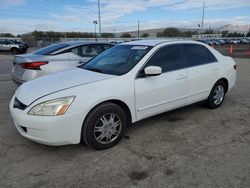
[0,39,27,54]
[11,41,114,84]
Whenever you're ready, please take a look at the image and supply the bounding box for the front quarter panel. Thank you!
[26,75,135,144]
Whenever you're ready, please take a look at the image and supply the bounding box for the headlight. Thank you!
[28,96,75,116]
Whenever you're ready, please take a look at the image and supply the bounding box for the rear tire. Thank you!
[207,80,226,109]
[82,102,127,150]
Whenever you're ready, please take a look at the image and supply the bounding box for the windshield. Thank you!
[82,45,152,75]
[33,43,70,55]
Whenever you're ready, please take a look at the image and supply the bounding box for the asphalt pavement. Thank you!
[0,52,250,188]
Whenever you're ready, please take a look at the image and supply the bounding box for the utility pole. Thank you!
[201,1,205,31]
[98,0,102,35]
[113,27,116,39]
[137,20,140,38]
[93,20,98,41]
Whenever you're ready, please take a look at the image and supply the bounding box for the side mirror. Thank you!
[144,66,162,76]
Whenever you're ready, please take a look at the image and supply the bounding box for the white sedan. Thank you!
[12,41,114,84]
[9,40,236,150]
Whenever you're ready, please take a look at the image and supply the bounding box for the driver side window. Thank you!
[146,44,183,73]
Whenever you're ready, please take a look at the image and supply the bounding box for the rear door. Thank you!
[135,44,188,120]
[182,44,220,104]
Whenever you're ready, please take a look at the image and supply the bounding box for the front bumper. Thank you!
[9,96,84,146]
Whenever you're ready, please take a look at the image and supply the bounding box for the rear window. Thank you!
[33,43,69,55]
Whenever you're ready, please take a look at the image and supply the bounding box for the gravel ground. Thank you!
[0,52,249,188]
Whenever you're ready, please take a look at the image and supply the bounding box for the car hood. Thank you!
[15,68,116,105]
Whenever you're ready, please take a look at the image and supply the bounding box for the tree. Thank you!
[181,30,198,37]
[203,29,214,34]
[101,33,114,38]
[221,30,229,37]
[0,33,15,37]
[157,27,181,37]
[246,29,250,37]
[227,32,245,38]
[141,33,149,38]
[156,32,163,37]
[121,33,132,38]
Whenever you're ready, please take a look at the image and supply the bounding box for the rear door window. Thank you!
[33,43,70,55]
[183,44,217,67]
[71,44,104,57]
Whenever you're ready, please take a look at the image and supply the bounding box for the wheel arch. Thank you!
[10,47,18,51]
[10,47,19,53]
[104,99,132,125]
[80,99,133,144]
[217,78,229,93]
[82,99,133,128]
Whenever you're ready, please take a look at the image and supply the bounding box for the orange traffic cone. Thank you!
[229,45,233,54]
[247,51,250,56]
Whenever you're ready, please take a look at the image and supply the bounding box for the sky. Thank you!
[0,0,250,34]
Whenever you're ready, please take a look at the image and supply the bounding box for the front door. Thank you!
[135,44,188,121]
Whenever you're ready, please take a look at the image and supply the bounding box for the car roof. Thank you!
[48,41,114,55]
[62,41,113,46]
[120,39,205,47]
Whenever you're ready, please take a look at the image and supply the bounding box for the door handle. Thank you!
[176,74,187,80]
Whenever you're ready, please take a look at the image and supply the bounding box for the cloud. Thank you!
[0,18,64,34]
[52,0,250,25]
[103,16,250,33]
[0,15,249,35]
[162,0,250,10]
[0,0,26,8]
[0,0,250,34]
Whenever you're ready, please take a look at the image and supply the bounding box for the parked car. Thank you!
[11,41,114,84]
[0,39,27,54]
[240,38,250,44]
[196,39,212,46]
[229,39,241,44]
[210,39,220,45]
[217,39,226,45]
[9,39,29,50]
[10,40,236,150]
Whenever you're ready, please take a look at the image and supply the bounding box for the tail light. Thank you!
[20,62,48,70]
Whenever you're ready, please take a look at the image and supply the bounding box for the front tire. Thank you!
[82,103,127,150]
[207,81,226,109]
[11,48,19,54]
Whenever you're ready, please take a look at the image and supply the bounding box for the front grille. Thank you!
[13,97,27,110]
